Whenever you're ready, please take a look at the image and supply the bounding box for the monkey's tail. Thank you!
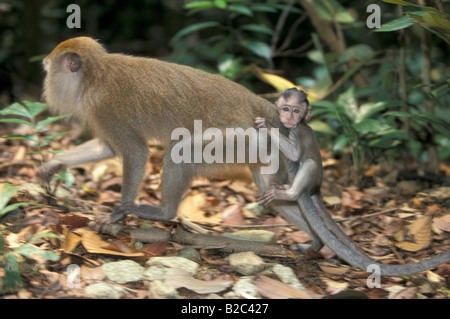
[312,195,368,257]
[300,193,450,276]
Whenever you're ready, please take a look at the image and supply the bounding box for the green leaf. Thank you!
[0,202,33,217]
[374,14,416,32]
[228,5,253,16]
[335,10,356,23]
[240,24,273,35]
[184,1,214,10]
[385,111,450,137]
[354,119,390,135]
[0,118,34,127]
[14,243,59,261]
[43,130,71,142]
[171,21,221,44]
[250,4,278,13]
[2,254,21,290]
[337,86,358,120]
[369,130,409,148]
[333,135,352,152]
[28,54,47,63]
[0,233,4,252]
[338,44,374,63]
[240,40,272,61]
[0,102,32,119]
[355,101,390,123]
[431,82,450,98]
[36,115,66,131]
[37,250,60,261]
[382,0,439,13]
[213,0,227,9]
[1,134,37,143]
[23,101,47,118]
[27,233,62,243]
[59,171,76,188]
[0,183,21,211]
[309,120,336,135]
[407,12,450,43]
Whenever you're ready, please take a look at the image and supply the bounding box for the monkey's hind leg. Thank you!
[111,153,194,222]
[251,167,323,253]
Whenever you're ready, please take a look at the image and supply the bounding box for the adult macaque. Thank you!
[255,88,450,275]
[41,37,449,276]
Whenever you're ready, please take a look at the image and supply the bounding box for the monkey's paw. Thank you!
[254,117,268,129]
[112,202,173,221]
[257,189,277,206]
[37,161,64,185]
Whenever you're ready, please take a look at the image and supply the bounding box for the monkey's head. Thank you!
[42,37,106,117]
[275,88,311,129]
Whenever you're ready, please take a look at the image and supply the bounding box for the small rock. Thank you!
[178,248,202,263]
[229,230,275,243]
[232,277,260,299]
[149,280,180,299]
[101,260,144,283]
[243,202,266,216]
[272,264,306,291]
[228,251,266,276]
[395,180,421,194]
[145,256,199,275]
[143,265,167,281]
[85,282,127,299]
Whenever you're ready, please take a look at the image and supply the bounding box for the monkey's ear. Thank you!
[305,105,312,122]
[65,53,82,73]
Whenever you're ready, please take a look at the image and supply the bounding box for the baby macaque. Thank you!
[255,88,318,205]
[254,88,450,275]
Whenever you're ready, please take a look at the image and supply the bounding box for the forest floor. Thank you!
[0,123,449,300]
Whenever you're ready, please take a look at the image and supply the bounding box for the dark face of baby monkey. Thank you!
[275,88,311,129]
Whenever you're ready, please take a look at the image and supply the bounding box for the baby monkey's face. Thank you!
[276,97,309,129]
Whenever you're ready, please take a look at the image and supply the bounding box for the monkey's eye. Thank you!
[293,108,301,114]
[281,106,290,112]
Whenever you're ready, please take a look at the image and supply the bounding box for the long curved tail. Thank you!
[300,193,450,276]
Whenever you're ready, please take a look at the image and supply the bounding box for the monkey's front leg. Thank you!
[39,138,115,183]
[257,186,298,206]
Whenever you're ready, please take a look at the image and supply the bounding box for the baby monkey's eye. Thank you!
[281,106,290,112]
[293,108,301,114]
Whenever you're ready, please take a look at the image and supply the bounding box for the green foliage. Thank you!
[379,0,450,44]
[0,230,61,291]
[0,101,74,189]
[0,101,67,147]
[171,0,297,76]
[0,184,38,218]
[0,184,60,291]
[2,253,21,291]
[312,87,410,172]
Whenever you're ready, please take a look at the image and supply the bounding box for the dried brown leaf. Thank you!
[394,216,432,252]
[433,214,450,232]
[253,275,313,299]
[221,203,244,225]
[164,268,232,294]
[178,193,222,223]
[63,229,82,253]
[318,264,350,275]
[74,228,144,258]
